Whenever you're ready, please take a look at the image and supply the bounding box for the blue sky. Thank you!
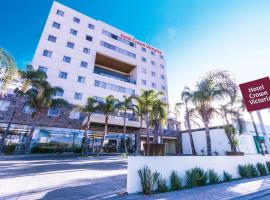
[1,0,270,113]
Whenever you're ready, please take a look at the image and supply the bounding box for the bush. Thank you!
[3,144,16,155]
[256,163,268,176]
[223,171,233,182]
[266,162,270,173]
[138,166,160,195]
[208,169,220,184]
[185,167,208,188]
[157,177,169,193]
[238,164,259,178]
[169,170,181,190]
[30,143,67,154]
[73,148,83,154]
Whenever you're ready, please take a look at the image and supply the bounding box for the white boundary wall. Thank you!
[127,155,270,193]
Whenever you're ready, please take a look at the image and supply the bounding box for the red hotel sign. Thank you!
[120,34,162,55]
[239,77,270,112]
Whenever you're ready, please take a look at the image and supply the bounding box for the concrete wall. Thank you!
[127,155,270,193]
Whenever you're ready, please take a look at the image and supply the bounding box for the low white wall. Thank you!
[127,155,270,193]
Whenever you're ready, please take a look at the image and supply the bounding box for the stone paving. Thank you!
[0,155,127,200]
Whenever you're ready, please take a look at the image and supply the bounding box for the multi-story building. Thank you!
[32,1,168,105]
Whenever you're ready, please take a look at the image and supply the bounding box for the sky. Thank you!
[0,0,270,124]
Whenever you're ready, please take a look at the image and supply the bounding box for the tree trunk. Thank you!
[153,121,159,144]
[250,112,264,155]
[186,107,197,155]
[176,126,183,155]
[97,115,108,156]
[0,107,16,153]
[135,119,143,155]
[25,122,36,153]
[146,113,150,144]
[123,111,128,154]
[82,114,91,156]
[204,121,212,155]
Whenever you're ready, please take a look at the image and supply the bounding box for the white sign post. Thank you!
[256,110,270,154]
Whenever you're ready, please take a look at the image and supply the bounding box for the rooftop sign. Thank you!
[120,34,162,55]
[239,77,270,112]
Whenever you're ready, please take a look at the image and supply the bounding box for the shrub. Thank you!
[208,169,220,184]
[3,144,16,155]
[256,163,268,176]
[169,170,181,190]
[185,167,208,188]
[266,162,270,173]
[138,166,160,195]
[238,164,259,178]
[223,171,233,182]
[73,148,83,154]
[157,177,169,193]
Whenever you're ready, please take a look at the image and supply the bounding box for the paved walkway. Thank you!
[0,154,127,200]
[112,176,270,200]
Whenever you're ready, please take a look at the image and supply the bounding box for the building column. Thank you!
[257,110,270,154]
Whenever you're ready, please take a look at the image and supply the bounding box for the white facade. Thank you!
[32,1,168,105]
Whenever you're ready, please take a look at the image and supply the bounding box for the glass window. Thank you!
[63,56,71,63]
[160,55,164,59]
[151,61,156,66]
[160,64,165,69]
[67,42,74,49]
[70,29,78,36]
[94,80,100,87]
[80,61,88,68]
[86,35,92,42]
[152,83,156,88]
[77,76,85,83]
[23,105,35,114]
[52,22,61,29]
[102,30,135,47]
[0,100,10,111]
[141,57,146,62]
[100,41,136,58]
[83,48,90,54]
[59,71,67,79]
[48,107,60,117]
[73,17,80,23]
[151,51,155,56]
[141,80,146,85]
[160,75,165,80]
[48,35,57,43]
[38,66,47,73]
[55,90,64,97]
[69,110,80,119]
[151,71,156,77]
[56,10,64,16]
[161,86,166,91]
[142,67,147,74]
[141,47,146,52]
[88,23,94,29]
[43,50,52,58]
[74,92,82,100]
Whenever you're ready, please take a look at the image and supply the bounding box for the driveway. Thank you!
[0,155,127,200]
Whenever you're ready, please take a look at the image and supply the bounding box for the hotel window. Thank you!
[151,61,156,66]
[160,55,164,59]
[161,86,166,91]
[38,66,47,73]
[69,110,81,120]
[94,80,135,95]
[48,35,57,43]
[73,17,80,23]
[86,35,92,42]
[56,10,64,16]
[77,76,85,83]
[63,56,71,63]
[151,51,155,56]
[100,41,136,58]
[88,23,94,29]
[80,61,88,68]
[151,71,156,77]
[160,75,165,80]
[55,90,64,97]
[70,29,78,36]
[43,50,52,58]
[141,80,146,86]
[67,42,74,49]
[141,47,146,52]
[151,83,156,88]
[142,67,147,74]
[48,108,60,117]
[52,22,61,29]
[83,48,90,54]
[160,64,164,69]
[102,30,135,47]
[74,92,83,100]
[59,71,68,79]
[141,57,146,62]
[23,105,35,114]
[0,100,10,111]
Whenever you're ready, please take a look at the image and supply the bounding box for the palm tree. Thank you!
[174,103,183,154]
[117,95,135,154]
[15,68,68,153]
[180,87,197,155]
[76,97,99,156]
[97,95,119,155]
[192,70,238,155]
[0,48,19,94]
[150,99,167,144]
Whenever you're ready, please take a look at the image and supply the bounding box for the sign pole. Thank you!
[256,110,270,154]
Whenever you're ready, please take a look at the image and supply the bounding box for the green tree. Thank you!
[174,103,183,154]
[76,97,99,156]
[192,70,238,155]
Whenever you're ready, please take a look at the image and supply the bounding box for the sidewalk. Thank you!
[111,176,270,200]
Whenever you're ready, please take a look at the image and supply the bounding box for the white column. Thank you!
[256,110,270,154]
